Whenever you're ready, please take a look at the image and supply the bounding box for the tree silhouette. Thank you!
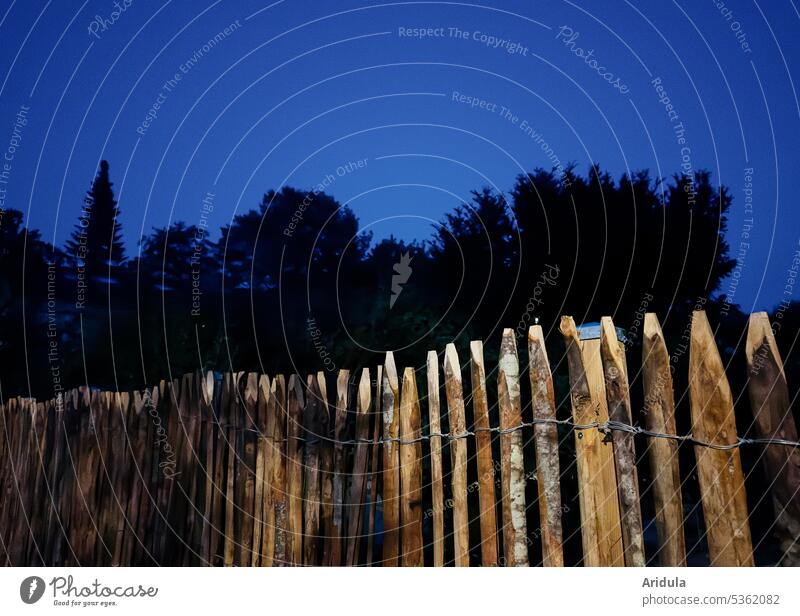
[0,209,57,397]
[63,160,125,307]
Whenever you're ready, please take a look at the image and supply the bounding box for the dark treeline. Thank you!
[1,160,799,564]
[3,160,798,396]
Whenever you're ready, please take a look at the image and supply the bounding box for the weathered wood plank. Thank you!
[328,370,349,566]
[689,310,753,566]
[303,375,323,566]
[560,317,624,567]
[366,366,382,566]
[239,373,258,566]
[211,376,230,566]
[527,325,564,567]
[642,314,686,566]
[600,318,646,567]
[443,344,470,566]
[270,375,289,566]
[469,341,499,566]
[198,373,216,566]
[346,369,372,566]
[286,375,305,566]
[400,367,424,566]
[256,374,273,567]
[382,354,401,566]
[745,312,800,565]
[317,371,335,567]
[426,351,445,567]
[497,329,529,567]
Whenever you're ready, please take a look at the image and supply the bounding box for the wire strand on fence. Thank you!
[224,416,800,450]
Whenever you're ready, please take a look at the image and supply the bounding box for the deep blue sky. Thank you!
[1,0,798,311]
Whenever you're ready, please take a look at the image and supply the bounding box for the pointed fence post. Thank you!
[382,354,401,566]
[745,312,800,565]
[599,318,645,567]
[270,375,289,566]
[560,317,624,567]
[642,314,686,566]
[527,325,564,567]
[257,374,274,566]
[286,375,305,566]
[317,371,335,567]
[303,375,323,566]
[329,370,349,566]
[366,366,382,565]
[497,330,529,567]
[400,367,424,566]
[346,369,372,566]
[470,341,499,566]
[443,344,470,566]
[689,311,753,566]
[426,351,446,567]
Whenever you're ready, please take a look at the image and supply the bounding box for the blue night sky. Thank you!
[1,0,798,311]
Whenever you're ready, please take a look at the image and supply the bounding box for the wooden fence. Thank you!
[1,311,798,566]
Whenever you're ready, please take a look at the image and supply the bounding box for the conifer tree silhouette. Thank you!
[64,160,125,306]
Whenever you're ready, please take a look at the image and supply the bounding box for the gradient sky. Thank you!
[1,0,798,311]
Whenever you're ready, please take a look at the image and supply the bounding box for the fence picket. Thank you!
[400,367,424,566]
[346,369,372,566]
[745,312,800,566]
[329,370,349,566]
[470,341,499,566]
[271,375,289,566]
[286,375,305,566]
[382,355,401,566]
[426,351,445,567]
[317,371,335,567]
[443,344,470,567]
[689,310,753,566]
[599,318,645,567]
[527,325,564,567]
[642,314,686,566]
[365,366,382,566]
[497,329,528,567]
[560,317,624,567]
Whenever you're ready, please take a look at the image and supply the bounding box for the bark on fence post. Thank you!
[211,376,229,566]
[527,325,564,567]
[497,329,529,567]
[257,374,274,566]
[240,373,258,566]
[443,344,470,566]
[222,375,238,567]
[328,370,349,566]
[745,312,800,565]
[382,354,401,566]
[599,318,645,567]
[470,341,499,566]
[303,374,323,566]
[346,368,372,566]
[271,375,289,566]
[642,314,686,566]
[400,367,424,566]
[426,351,445,567]
[317,371,335,567]
[286,374,305,566]
[689,311,753,566]
[366,366,382,565]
